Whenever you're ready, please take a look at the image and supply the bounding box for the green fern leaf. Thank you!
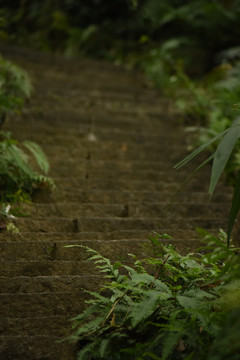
[176,295,200,309]
[131,290,161,327]
[23,140,49,173]
[77,341,97,360]
[99,338,110,358]
[162,330,183,360]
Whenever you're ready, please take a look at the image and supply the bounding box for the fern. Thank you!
[130,290,166,327]
[0,55,32,114]
[23,140,49,173]
[65,231,240,359]
[0,131,55,200]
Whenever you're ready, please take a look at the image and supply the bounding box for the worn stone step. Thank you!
[21,201,230,219]
[48,161,180,176]
[43,143,188,162]
[1,316,73,339]
[53,178,211,192]
[0,228,204,242]
[0,260,96,277]
[51,169,209,183]
[0,239,146,262]
[14,108,176,130]
[0,335,76,360]
[0,292,88,318]
[12,216,227,234]
[52,167,211,183]
[9,120,177,137]
[14,128,189,147]
[8,113,179,133]
[0,237,203,262]
[42,189,230,204]
[0,275,102,294]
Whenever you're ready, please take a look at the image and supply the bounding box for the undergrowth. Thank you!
[65,230,240,360]
[0,131,55,229]
[0,55,55,230]
[0,54,32,119]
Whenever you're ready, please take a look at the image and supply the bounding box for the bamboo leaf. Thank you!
[174,130,227,170]
[209,117,240,195]
[227,174,240,246]
[178,154,214,186]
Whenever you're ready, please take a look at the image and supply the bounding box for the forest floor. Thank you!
[0,45,232,359]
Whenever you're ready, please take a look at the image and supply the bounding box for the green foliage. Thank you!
[0,55,32,114]
[65,231,240,359]
[174,60,240,244]
[0,131,55,200]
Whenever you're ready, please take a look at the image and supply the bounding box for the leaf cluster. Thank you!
[66,231,240,360]
[0,131,55,201]
[0,55,32,114]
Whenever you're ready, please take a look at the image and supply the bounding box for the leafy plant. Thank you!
[65,231,240,360]
[0,131,55,200]
[0,55,32,118]
[175,111,240,245]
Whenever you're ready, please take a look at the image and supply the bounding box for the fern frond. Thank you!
[130,290,162,327]
[99,338,110,358]
[23,141,49,173]
[176,295,200,309]
[162,329,183,360]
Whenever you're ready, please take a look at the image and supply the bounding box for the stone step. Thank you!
[15,108,176,130]
[39,189,230,204]
[12,216,227,233]
[10,117,177,135]
[42,143,189,162]
[0,335,76,360]
[21,202,230,219]
[0,315,79,339]
[0,260,96,277]
[0,275,102,294]
[0,228,204,241]
[0,292,88,318]
[0,238,203,262]
[48,161,187,175]
[52,168,211,183]
[14,128,189,147]
[52,178,211,192]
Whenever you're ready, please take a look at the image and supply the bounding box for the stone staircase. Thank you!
[0,46,231,359]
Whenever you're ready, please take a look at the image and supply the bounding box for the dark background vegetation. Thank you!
[1,0,240,75]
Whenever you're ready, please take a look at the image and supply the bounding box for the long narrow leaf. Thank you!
[227,174,240,246]
[174,130,227,170]
[178,154,214,188]
[209,117,240,194]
